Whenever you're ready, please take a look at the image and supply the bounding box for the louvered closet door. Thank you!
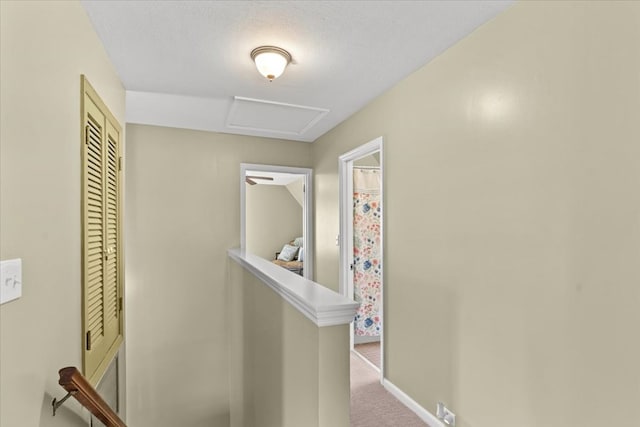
[83,92,121,382]
[102,119,120,345]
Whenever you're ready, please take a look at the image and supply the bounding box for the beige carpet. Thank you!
[350,351,427,427]
[354,342,381,368]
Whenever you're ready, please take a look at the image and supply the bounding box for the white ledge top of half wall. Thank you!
[228,248,358,327]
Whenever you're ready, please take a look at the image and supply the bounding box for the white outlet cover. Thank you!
[437,402,456,426]
[1,258,22,304]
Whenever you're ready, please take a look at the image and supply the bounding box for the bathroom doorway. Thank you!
[339,137,384,378]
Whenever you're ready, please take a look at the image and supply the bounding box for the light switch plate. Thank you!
[1,258,22,304]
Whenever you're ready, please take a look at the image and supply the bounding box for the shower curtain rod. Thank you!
[353,166,380,170]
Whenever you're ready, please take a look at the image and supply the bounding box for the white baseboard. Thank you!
[382,379,445,427]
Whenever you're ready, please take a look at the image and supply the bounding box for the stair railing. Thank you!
[52,366,127,427]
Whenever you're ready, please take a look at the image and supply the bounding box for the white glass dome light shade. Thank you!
[251,46,292,82]
[254,52,287,80]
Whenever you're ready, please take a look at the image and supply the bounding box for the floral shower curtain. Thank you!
[353,167,382,337]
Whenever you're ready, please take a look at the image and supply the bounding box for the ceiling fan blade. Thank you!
[246,175,274,181]
[245,178,257,185]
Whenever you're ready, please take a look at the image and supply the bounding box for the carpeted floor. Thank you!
[354,342,381,368]
[350,350,427,427]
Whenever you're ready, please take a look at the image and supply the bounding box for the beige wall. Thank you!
[124,124,312,426]
[285,178,305,208]
[0,1,125,426]
[4,2,638,427]
[227,261,350,427]
[246,184,302,260]
[353,153,379,167]
[313,2,640,427]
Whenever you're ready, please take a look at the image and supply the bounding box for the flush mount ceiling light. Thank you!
[250,46,291,82]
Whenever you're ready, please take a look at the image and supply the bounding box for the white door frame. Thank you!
[240,163,314,281]
[339,136,384,381]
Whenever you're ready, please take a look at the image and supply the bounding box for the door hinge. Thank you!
[119,296,123,312]
[85,125,90,145]
[86,331,92,351]
[118,156,123,171]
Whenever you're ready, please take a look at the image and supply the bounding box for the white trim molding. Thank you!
[228,248,358,327]
[382,379,445,427]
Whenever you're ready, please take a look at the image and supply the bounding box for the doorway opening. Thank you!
[339,137,384,380]
[240,163,314,280]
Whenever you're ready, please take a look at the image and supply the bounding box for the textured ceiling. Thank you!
[81,0,513,142]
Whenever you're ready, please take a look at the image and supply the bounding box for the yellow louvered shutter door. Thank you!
[82,76,123,386]
[102,119,121,349]
[84,95,107,375]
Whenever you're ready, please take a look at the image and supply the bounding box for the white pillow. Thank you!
[297,247,304,262]
[277,244,299,262]
[293,237,304,247]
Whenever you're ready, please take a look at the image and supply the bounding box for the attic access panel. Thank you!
[226,96,329,137]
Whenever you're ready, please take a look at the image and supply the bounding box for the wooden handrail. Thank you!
[56,366,127,427]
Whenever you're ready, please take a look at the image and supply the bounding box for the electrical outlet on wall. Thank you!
[1,258,22,304]
[437,402,456,426]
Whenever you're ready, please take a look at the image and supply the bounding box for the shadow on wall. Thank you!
[41,392,88,427]
[228,260,285,427]
[228,259,327,427]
